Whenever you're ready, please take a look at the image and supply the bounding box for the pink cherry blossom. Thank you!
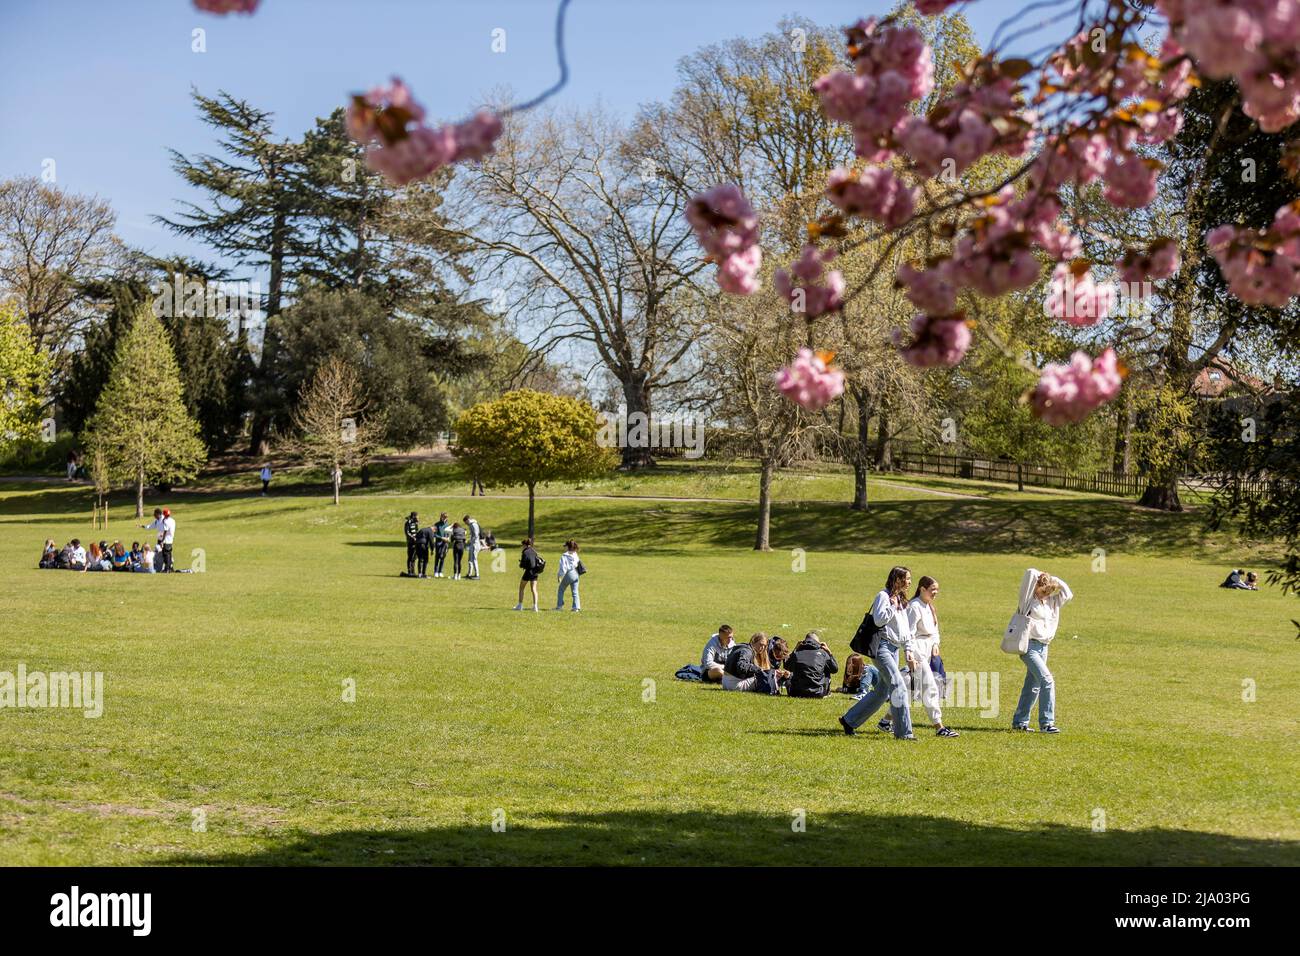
[895,313,972,368]
[1117,239,1181,287]
[774,348,845,411]
[775,245,846,318]
[1046,264,1117,327]
[1031,349,1125,425]
[897,262,957,315]
[825,166,916,228]
[346,78,503,184]
[194,0,259,13]
[686,184,763,295]
[1207,200,1300,307]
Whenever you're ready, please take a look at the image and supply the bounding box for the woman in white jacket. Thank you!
[838,566,918,740]
[555,539,582,611]
[907,576,959,738]
[1011,568,1072,733]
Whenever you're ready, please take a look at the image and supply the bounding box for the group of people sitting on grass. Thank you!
[1220,568,1260,590]
[39,537,159,572]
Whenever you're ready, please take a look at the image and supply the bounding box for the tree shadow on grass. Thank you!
[163,809,1300,866]
[532,496,1235,558]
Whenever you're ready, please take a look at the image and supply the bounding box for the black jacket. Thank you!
[724,644,761,680]
[415,527,435,550]
[404,515,420,541]
[785,636,838,698]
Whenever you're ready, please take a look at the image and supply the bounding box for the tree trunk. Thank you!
[135,464,144,519]
[873,403,892,470]
[1016,461,1024,493]
[1138,473,1183,511]
[619,372,655,470]
[1112,387,1131,474]
[850,389,870,511]
[527,482,536,540]
[754,457,774,551]
[247,206,286,456]
[360,463,371,487]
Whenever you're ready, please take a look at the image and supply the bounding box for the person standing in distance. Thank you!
[259,464,272,496]
[463,514,482,580]
[142,507,176,573]
[403,512,420,577]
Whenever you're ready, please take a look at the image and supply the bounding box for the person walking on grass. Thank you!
[450,522,467,580]
[838,566,918,740]
[463,514,482,580]
[403,511,420,577]
[907,576,959,738]
[431,513,451,578]
[555,539,582,611]
[1009,569,1072,734]
[259,463,272,496]
[514,538,543,611]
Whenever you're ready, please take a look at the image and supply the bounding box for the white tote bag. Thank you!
[1001,610,1031,655]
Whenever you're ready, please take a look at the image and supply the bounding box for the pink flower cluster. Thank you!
[813,19,933,158]
[775,245,845,318]
[774,349,845,412]
[1117,239,1181,287]
[897,77,1034,179]
[685,184,763,295]
[1207,201,1300,307]
[1161,0,1300,132]
[826,166,915,228]
[1046,263,1117,327]
[894,314,972,368]
[346,78,503,185]
[1031,349,1125,425]
[194,0,259,12]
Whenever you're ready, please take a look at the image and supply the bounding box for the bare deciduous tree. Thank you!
[282,356,383,504]
[0,176,121,366]
[445,108,708,467]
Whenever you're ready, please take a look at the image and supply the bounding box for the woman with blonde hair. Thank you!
[722,632,776,693]
[1006,568,1073,733]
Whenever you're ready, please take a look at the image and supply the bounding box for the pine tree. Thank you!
[84,306,207,517]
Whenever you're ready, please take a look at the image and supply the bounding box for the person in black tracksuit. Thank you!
[415,524,434,578]
[785,631,839,698]
[450,522,467,579]
[404,512,420,576]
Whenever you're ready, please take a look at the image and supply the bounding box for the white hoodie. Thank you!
[870,588,915,654]
[907,596,940,655]
[1015,567,1073,645]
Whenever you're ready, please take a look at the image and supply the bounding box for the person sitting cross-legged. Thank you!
[699,625,735,683]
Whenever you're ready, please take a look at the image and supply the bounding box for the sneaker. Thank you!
[1012,724,1034,732]
[554,606,565,611]
[1041,725,1061,734]
[936,726,960,738]
[531,607,539,612]
[513,604,523,611]
[572,608,580,612]
[838,716,855,736]
[419,574,427,579]
[877,718,893,733]
[899,734,917,740]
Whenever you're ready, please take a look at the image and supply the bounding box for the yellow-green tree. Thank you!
[0,300,50,455]
[84,306,207,516]
[453,389,617,539]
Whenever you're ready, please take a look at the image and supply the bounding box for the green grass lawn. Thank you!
[1,466,1296,865]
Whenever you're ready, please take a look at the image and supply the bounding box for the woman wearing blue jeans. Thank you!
[1010,569,1073,733]
[555,539,582,611]
[838,566,918,740]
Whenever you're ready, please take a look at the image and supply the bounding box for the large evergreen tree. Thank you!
[84,306,207,517]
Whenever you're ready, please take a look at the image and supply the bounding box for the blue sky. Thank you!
[0,0,1020,266]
